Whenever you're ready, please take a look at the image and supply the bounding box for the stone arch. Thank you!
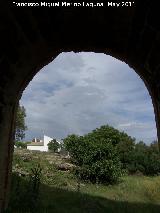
[0,2,160,211]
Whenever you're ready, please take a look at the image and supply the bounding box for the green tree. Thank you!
[143,141,160,175]
[126,141,147,174]
[64,134,86,165]
[15,141,27,149]
[116,136,136,170]
[48,139,60,152]
[149,140,159,153]
[85,125,136,172]
[64,131,123,184]
[15,104,27,141]
[64,125,160,179]
[86,125,135,146]
[125,140,160,175]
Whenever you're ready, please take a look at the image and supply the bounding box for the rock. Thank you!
[57,163,75,171]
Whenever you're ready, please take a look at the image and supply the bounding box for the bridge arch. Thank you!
[0,2,160,210]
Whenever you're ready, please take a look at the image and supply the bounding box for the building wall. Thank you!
[27,135,53,152]
[43,135,53,149]
[27,145,47,152]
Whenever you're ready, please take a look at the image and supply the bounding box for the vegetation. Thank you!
[15,141,27,149]
[14,123,160,181]
[48,139,60,152]
[6,149,160,212]
[118,140,160,176]
[8,123,160,212]
[64,125,160,179]
[15,103,27,141]
[64,134,123,184]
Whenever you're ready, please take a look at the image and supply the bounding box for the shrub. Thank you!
[144,150,160,176]
[15,141,27,149]
[124,141,160,176]
[48,139,60,152]
[64,135,123,184]
[64,125,160,181]
[86,125,135,146]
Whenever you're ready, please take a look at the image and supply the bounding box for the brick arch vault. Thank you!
[0,1,160,211]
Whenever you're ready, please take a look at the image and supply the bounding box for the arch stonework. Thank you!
[0,1,160,211]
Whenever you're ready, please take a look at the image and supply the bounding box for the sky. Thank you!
[20,52,157,144]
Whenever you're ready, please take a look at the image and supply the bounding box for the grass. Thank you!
[81,175,160,204]
[5,148,160,212]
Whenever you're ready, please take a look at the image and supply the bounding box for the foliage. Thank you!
[15,103,27,141]
[15,141,27,149]
[48,139,60,152]
[27,163,42,208]
[59,146,69,156]
[86,125,136,146]
[7,163,42,212]
[116,135,135,169]
[6,149,160,212]
[64,125,160,178]
[63,135,86,165]
[64,133,123,184]
[150,140,159,153]
[121,140,160,176]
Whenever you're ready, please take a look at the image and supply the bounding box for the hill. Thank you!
[6,148,160,212]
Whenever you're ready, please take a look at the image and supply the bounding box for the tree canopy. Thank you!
[64,124,160,183]
[47,139,60,152]
[63,125,129,184]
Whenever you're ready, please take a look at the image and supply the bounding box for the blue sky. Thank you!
[20,52,157,144]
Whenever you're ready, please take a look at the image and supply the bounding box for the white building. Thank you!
[27,135,62,152]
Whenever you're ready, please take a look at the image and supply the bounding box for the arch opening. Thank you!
[20,52,157,145]
[6,52,159,211]
[0,49,159,212]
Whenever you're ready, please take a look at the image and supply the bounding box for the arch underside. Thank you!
[0,1,160,211]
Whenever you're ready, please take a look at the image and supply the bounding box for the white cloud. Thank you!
[21,52,157,144]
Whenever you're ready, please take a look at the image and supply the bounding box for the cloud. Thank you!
[21,52,157,144]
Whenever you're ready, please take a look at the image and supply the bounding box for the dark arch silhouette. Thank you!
[0,2,160,211]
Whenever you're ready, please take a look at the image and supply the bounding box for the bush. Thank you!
[15,141,27,149]
[64,135,123,184]
[64,125,160,182]
[86,125,135,146]
[144,150,160,176]
[124,141,160,176]
[48,139,60,152]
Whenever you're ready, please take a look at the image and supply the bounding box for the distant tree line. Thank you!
[64,125,160,184]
